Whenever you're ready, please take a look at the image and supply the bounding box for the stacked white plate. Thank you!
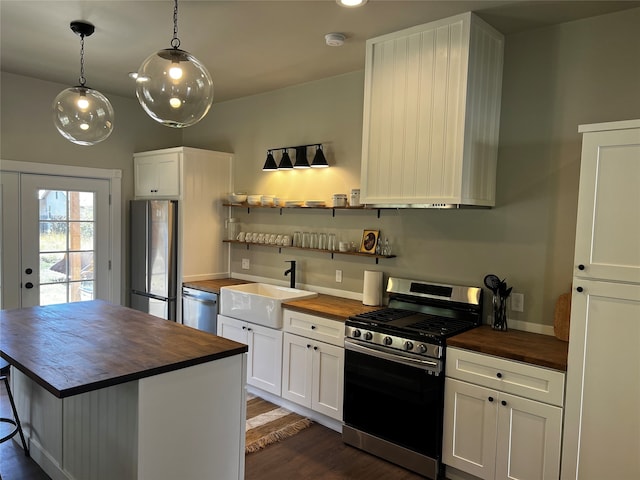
[285,200,304,207]
[305,200,326,207]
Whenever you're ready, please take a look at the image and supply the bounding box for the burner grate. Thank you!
[406,317,475,336]
[355,308,415,323]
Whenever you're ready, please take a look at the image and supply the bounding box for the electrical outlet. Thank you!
[241,258,250,270]
[511,293,524,312]
[335,269,343,283]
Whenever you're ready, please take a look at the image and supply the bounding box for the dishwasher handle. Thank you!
[182,291,217,306]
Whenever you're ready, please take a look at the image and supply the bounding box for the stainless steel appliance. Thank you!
[182,287,218,334]
[343,277,483,480]
[130,200,178,320]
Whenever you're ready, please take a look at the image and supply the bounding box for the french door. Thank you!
[1,161,120,310]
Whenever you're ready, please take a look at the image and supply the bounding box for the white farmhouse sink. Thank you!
[219,283,317,329]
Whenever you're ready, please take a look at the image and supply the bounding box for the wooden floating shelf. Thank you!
[223,202,388,217]
[223,240,396,264]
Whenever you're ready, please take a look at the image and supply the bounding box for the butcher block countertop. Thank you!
[183,278,252,293]
[283,294,382,322]
[447,325,569,371]
[0,300,248,398]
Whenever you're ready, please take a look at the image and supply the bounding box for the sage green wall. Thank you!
[183,7,640,329]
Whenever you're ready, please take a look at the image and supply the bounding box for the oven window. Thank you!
[343,349,444,457]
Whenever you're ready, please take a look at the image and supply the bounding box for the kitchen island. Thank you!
[0,300,248,480]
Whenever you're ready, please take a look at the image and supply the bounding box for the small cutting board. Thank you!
[554,292,572,342]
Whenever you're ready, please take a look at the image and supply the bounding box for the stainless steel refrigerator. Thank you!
[130,200,178,320]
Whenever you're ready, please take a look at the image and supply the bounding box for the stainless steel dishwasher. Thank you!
[181,287,218,334]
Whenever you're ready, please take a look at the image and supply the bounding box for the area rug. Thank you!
[245,394,313,454]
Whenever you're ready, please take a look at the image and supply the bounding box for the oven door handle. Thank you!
[344,338,441,374]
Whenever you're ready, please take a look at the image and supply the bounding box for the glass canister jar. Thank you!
[225,218,240,240]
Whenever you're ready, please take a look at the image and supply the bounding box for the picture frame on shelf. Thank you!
[359,229,379,254]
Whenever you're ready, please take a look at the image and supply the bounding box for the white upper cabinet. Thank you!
[360,12,504,207]
[573,120,640,284]
[134,151,182,198]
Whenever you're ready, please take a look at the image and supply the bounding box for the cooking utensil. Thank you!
[484,274,501,293]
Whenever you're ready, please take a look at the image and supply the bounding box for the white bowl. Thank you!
[261,195,275,206]
[247,194,262,206]
[228,193,247,203]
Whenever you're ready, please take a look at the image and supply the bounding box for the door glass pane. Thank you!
[40,283,68,306]
[38,189,96,305]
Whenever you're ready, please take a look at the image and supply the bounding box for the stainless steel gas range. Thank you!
[343,277,483,479]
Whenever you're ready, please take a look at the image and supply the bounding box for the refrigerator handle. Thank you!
[146,201,152,292]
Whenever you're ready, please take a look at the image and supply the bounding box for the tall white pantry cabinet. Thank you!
[561,120,640,479]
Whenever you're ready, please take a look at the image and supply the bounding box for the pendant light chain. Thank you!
[78,33,86,87]
[171,0,181,49]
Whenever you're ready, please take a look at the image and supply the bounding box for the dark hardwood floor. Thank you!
[246,422,426,480]
[1,374,426,479]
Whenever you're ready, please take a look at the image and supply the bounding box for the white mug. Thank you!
[236,231,246,242]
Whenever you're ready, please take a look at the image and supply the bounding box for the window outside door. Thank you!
[0,164,119,310]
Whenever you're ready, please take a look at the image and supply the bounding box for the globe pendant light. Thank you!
[52,21,114,146]
[135,0,213,128]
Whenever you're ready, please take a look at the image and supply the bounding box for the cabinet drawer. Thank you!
[282,309,344,347]
[446,347,565,406]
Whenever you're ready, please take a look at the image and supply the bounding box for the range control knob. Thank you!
[384,336,393,346]
[404,341,414,351]
[352,329,362,338]
[418,344,428,354]
[364,332,373,341]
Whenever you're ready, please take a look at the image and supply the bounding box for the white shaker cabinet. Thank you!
[134,147,233,283]
[217,314,283,396]
[561,120,640,480]
[281,309,344,421]
[572,120,640,284]
[134,151,181,198]
[360,12,504,207]
[443,347,564,480]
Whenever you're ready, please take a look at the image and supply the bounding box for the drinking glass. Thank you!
[302,232,310,248]
[328,233,336,251]
[293,231,302,247]
[310,232,318,249]
[318,233,327,250]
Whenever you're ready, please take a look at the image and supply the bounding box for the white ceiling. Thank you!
[2,1,639,103]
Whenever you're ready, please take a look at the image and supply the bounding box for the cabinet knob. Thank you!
[578,264,585,270]
[496,372,503,379]
[25,268,33,275]
[576,286,584,293]
[501,400,507,406]
[488,396,494,402]
[25,282,34,289]
[311,325,316,330]
[307,344,311,349]
[313,346,318,351]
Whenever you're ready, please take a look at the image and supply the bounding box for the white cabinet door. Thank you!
[218,315,283,396]
[562,280,640,480]
[574,122,640,284]
[282,332,344,421]
[312,341,344,421]
[246,323,283,396]
[282,332,313,408]
[443,378,498,480]
[134,152,181,198]
[217,315,247,344]
[496,392,562,480]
